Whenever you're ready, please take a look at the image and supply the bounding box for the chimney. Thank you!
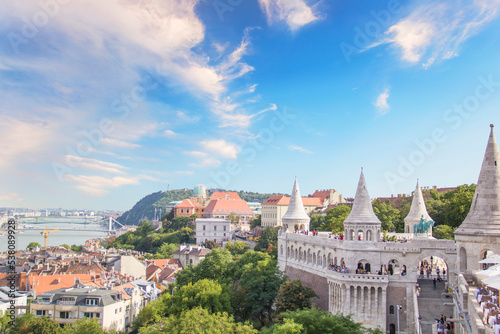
[19,272,27,291]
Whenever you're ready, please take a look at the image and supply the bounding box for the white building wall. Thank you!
[196,218,232,245]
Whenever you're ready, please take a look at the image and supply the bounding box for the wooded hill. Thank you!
[117,189,285,226]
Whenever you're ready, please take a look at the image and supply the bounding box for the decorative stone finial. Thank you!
[491,124,495,129]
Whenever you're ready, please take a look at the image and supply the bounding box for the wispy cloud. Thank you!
[0,193,23,202]
[258,0,319,31]
[65,156,127,174]
[63,175,140,197]
[101,138,140,149]
[374,89,390,115]
[371,0,500,68]
[288,145,312,154]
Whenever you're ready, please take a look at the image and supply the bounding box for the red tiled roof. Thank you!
[209,192,241,200]
[146,259,183,269]
[204,198,253,215]
[28,274,95,294]
[175,199,196,208]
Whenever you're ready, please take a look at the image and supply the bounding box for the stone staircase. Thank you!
[417,279,454,333]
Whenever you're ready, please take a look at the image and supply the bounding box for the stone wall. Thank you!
[285,265,329,311]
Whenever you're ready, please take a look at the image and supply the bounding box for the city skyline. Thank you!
[1,0,500,210]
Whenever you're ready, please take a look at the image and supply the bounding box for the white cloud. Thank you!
[163,130,177,137]
[258,0,319,31]
[65,156,127,174]
[63,174,140,197]
[374,89,390,115]
[288,145,312,154]
[201,139,240,159]
[101,138,140,149]
[373,1,500,67]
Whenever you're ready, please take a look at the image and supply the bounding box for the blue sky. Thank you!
[1,0,500,210]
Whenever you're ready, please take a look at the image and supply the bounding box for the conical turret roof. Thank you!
[405,180,432,223]
[282,177,310,222]
[456,124,500,235]
[344,169,382,225]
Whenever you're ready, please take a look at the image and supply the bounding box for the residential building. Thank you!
[202,195,254,224]
[30,287,127,331]
[172,244,211,268]
[106,255,146,279]
[309,189,346,207]
[261,195,322,227]
[195,218,232,245]
[0,287,27,316]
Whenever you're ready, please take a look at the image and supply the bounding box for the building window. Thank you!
[389,305,395,314]
[214,226,217,231]
[203,225,206,231]
[60,311,69,319]
[223,226,226,231]
[95,313,100,318]
[84,312,94,318]
[115,309,118,314]
[85,298,98,306]
[36,310,46,316]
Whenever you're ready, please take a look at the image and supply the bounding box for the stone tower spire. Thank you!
[404,180,433,236]
[282,177,310,233]
[343,169,382,241]
[455,124,500,272]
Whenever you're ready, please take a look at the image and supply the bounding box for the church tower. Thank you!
[455,124,500,273]
[404,180,433,237]
[343,169,382,241]
[282,178,310,233]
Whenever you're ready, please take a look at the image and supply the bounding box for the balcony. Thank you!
[56,300,76,305]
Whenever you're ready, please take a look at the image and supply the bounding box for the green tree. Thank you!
[322,205,352,234]
[12,314,62,334]
[254,227,278,252]
[62,318,104,334]
[175,248,233,287]
[139,307,256,334]
[442,184,476,227]
[271,307,382,334]
[225,241,250,256]
[372,199,401,232]
[232,258,286,327]
[26,242,41,249]
[61,244,70,249]
[310,214,325,231]
[228,212,241,225]
[260,319,303,334]
[153,242,178,259]
[167,279,232,315]
[70,244,83,252]
[132,295,170,331]
[202,240,220,249]
[250,215,262,229]
[136,220,154,237]
[275,280,318,315]
[433,225,456,240]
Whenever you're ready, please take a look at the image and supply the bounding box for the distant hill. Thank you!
[117,189,284,226]
[117,189,193,226]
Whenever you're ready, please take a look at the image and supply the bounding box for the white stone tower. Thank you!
[343,169,382,241]
[455,124,500,273]
[282,178,310,233]
[404,180,433,237]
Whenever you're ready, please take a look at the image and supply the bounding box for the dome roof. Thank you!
[193,184,207,196]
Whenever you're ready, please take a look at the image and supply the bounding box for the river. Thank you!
[0,220,109,252]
